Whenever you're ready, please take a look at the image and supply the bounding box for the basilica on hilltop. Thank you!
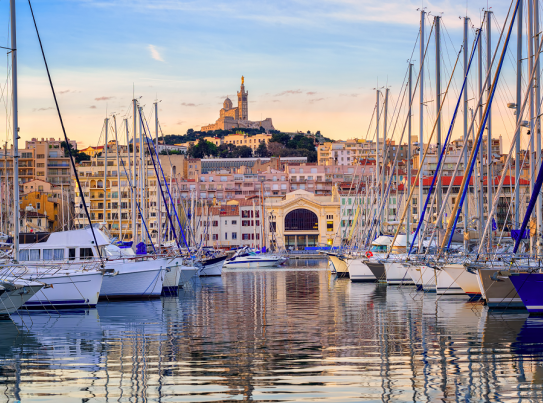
[201,76,275,132]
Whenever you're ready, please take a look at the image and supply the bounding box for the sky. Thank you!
[0,0,520,149]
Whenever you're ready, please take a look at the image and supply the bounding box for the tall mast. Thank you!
[138,106,147,242]
[478,27,484,242]
[375,89,380,234]
[103,118,108,227]
[10,0,19,260]
[463,16,469,251]
[515,0,522,229]
[113,116,122,241]
[407,63,413,247]
[534,1,542,256]
[419,10,425,244]
[486,11,493,251]
[139,106,145,244]
[132,100,138,244]
[383,88,389,230]
[528,0,535,254]
[155,101,161,248]
[435,16,442,231]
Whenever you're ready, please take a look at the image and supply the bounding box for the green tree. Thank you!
[270,132,290,146]
[255,142,270,158]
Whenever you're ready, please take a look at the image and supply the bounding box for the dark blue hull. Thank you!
[510,273,543,313]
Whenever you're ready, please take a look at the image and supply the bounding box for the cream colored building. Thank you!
[264,189,341,250]
[74,143,165,242]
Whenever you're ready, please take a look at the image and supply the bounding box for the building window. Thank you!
[327,221,333,231]
[212,234,218,240]
[213,220,218,227]
[231,220,237,225]
[36,202,41,210]
[225,232,228,240]
[232,232,237,240]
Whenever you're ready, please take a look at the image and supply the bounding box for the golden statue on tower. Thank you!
[241,75,244,85]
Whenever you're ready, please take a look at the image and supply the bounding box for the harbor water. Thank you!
[1,259,543,402]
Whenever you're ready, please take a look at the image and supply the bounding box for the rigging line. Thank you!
[27,0,104,264]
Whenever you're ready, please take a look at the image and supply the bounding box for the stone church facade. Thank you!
[201,76,275,132]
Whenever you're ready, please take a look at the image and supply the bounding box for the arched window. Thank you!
[172,166,177,176]
[285,209,318,231]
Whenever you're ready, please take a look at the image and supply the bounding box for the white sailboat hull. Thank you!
[442,264,481,298]
[0,282,44,316]
[198,256,227,277]
[100,259,166,299]
[24,270,104,308]
[348,259,375,282]
[436,269,465,295]
[384,262,414,285]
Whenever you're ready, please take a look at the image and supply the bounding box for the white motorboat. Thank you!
[0,279,44,317]
[17,227,165,300]
[442,264,481,299]
[223,248,286,269]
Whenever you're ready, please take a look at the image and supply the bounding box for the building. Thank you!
[264,189,341,250]
[0,139,74,195]
[20,191,65,232]
[74,142,164,242]
[192,199,264,249]
[201,77,275,132]
[80,145,104,157]
[19,209,53,232]
[318,138,408,166]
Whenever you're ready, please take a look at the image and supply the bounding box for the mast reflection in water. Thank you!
[1,259,543,402]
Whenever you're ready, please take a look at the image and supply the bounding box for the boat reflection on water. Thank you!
[0,264,543,401]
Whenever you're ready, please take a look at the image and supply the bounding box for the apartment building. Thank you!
[0,138,74,195]
[73,142,164,242]
[192,200,264,249]
[318,139,408,166]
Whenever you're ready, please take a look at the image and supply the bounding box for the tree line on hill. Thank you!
[158,128,333,162]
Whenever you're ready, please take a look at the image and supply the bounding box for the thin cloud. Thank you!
[148,45,164,62]
[272,100,281,103]
[34,107,53,112]
[306,91,317,95]
[340,93,359,97]
[181,102,200,107]
[95,96,114,101]
[309,98,324,104]
[176,120,186,125]
[89,105,97,109]
[275,89,302,96]
[58,90,71,94]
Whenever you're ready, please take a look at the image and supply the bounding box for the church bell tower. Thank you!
[237,76,248,120]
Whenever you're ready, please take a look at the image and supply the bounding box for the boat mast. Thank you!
[534,1,542,257]
[11,0,19,260]
[418,9,425,249]
[139,106,145,244]
[486,11,493,251]
[463,16,469,251]
[407,63,413,248]
[515,0,522,230]
[478,26,484,243]
[528,0,535,255]
[383,88,389,231]
[113,115,122,240]
[252,199,257,248]
[155,101,161,248]
[103,118,108,228]
[132,100,138,245]
[435,16,442,232]
[125,118,131,241]
[375,89,380,235]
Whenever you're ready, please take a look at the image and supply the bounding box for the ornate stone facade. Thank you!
[201,76,275,132]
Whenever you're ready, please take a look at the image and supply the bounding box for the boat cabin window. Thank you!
[43,249,64,261]
[370,245,387,253]
[80,248,94,260]
[68,248,76,260]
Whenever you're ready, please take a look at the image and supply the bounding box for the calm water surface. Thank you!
[1,259,543,402]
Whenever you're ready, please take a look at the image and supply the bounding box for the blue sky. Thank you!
[0,0,516,148]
